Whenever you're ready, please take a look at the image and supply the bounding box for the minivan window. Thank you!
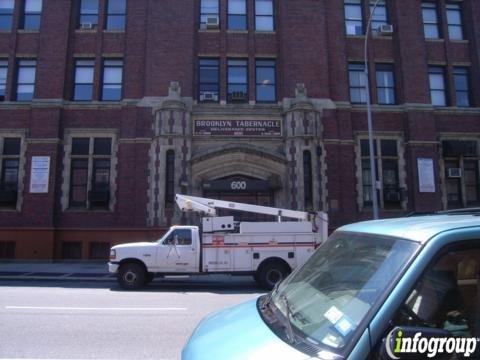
[271,232,418,354]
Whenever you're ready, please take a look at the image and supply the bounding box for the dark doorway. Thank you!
[203,175,276,222]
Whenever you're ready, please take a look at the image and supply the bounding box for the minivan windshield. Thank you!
[271,231,418,353]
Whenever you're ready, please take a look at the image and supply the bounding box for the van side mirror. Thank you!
[379,326,455,360]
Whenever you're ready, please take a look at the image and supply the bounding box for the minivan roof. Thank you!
[337,215,480,244]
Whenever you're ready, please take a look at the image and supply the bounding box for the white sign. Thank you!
[30,156,50,193]
[417,158,435,193]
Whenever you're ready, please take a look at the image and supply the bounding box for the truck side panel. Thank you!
[201,233,317,273]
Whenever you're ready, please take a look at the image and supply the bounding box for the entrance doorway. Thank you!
[203,175,275,222]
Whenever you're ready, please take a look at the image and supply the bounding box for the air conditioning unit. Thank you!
[379,24,394,35]
[231,91,247,101]
[200,91,218,102]
[206,16,219,29]
[448,168,462,178]
[81,22,93,30]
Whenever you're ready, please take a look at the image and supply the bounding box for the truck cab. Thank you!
[109,226,201,288]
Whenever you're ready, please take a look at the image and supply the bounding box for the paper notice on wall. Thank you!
[417,158,435,193]
[30,156,50,193]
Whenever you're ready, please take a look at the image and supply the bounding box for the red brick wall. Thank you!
[0,0,479,259]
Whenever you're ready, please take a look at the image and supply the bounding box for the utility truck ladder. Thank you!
[175,194,328,237]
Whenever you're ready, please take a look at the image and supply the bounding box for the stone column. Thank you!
[284,84,327,212]
[147,82,192,227]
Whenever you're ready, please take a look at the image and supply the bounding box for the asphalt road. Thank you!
[0,279,264,360]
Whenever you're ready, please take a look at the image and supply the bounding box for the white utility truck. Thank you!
[109,194,328,290]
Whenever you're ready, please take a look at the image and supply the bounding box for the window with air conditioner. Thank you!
[369,0,388,35]
[443,140,480,209]
[79,0,98,29]
[199,58,219,103]
[200,0,219,29]
[344,0,363,35]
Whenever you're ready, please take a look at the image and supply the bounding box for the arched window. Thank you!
[165,150,175,206]
[303,150,313,209]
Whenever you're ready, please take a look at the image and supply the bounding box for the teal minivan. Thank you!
[183,214,480,359]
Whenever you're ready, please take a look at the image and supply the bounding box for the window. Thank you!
[79,0,98,28]
[0,60,7,101]
[255,59,276,102]
[303,150,313,209]
[163,229,192,246]
[344,0,363,36]
[390,242,480,343]
[15,59,36,102]
[0,138,21,208]
[165,150,175,206]
[21,0,42,30]
[73,59,94,101]
[453,67,470,107]
[429,66,447,106]
[360,138,402,209]
[349,63,367,104]
[0,0,14,31]
[69,137,112,209]
[228,0,247,30]
[369,0,387,34]
[105,0,126,30]
[422,2,440,39]
[199,58,219,103]
[255,0,273,31]
[228,59,248,103]
[376,64,395,105]
[101,59,123,101]
[443,140,479,208]
[200,0,219,29]
[446,3,463,40]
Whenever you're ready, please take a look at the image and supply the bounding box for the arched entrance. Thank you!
[190,145,287,221]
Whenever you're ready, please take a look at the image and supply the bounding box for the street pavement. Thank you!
[0,262,265,359]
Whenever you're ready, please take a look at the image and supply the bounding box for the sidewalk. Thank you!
[0,261,255,285]
[0,261,112,281]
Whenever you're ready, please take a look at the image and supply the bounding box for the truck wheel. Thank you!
[117,263,146,290]
[258,262,289,290]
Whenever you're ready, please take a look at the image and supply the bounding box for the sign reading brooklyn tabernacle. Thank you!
[194,119,281,136]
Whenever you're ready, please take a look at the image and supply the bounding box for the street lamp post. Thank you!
[364,0,382,219]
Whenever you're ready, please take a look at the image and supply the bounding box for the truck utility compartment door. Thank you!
[203,247,232,271]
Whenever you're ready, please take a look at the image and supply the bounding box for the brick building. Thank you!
[0,0,479,260]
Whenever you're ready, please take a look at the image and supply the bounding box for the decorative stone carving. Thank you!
[168,81,181,100]
[295,83,307,100]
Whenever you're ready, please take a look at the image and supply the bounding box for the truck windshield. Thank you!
[271,231,418,353]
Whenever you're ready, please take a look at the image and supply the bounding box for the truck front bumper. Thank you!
[108,262,119,274]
